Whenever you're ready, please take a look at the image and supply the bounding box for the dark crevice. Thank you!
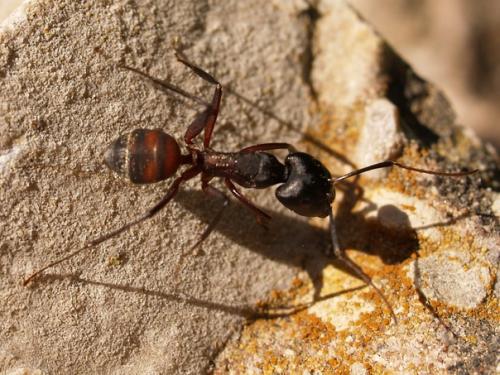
[381,45,441,147]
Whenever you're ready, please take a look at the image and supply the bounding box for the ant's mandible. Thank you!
[23,52,477,323]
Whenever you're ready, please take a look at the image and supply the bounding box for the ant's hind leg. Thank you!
[175,52,222,148]
[23,166,201,286]
[119,65,209,107]
[183,85,221,148]
[328,210,398,324]
[175,51,220,86]
[121,57,222,148]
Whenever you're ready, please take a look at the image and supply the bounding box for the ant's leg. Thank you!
[175,52,220,86]
[172,175,229,285]
[120,65,209,107]
[191,177,230,250]
[120,58,221,148]
[224,178,271,226]
[328,209,398,324]
[23,166,201,286]
[334,160,478,184]
[240,143,297,153]
[183,86,221,148]
[175,53,222,148]
[168,174,229,284]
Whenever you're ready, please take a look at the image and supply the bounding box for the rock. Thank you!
[1,0,498,374]
[5,369,43,375]
[350,362,368,375]
[355,99,404,179]
[216,1,499,374]
[412,250,491,309]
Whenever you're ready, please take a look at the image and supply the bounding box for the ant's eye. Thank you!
[276,152,334,218]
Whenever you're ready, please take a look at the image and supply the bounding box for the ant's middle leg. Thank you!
[224,178,271,227]
[190,175,230,251]
[172,175,229,285]
[175,52,222,148]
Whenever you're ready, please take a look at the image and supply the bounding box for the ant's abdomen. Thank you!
[104,129,181,184]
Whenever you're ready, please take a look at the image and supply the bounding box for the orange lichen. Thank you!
[216,114,495,373]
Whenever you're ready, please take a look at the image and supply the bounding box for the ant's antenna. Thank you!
[333,160,478,184]
[328,160,477,324]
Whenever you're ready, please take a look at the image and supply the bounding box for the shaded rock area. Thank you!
[352,0,500,151]
[0,1,498,375]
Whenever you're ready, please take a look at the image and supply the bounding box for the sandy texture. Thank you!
[1,0,499,374]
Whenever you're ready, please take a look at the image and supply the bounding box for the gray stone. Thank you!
[412,250,491,309]
[355,99,404,179]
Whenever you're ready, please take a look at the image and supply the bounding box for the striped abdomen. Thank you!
[104,129,181,184]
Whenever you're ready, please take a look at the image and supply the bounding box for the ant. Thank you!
[23,52,477,323]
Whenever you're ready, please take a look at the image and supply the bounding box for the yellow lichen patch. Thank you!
[400,203,416,212]
[106,254,123,267]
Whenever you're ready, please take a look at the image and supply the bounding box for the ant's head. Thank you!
[276,152,335,218]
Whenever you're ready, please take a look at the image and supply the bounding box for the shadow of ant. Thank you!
[175,186,418,305]
[175,174,476,325]
[334,181,419,265]
[35,272,365,321]
[224,86,357,169]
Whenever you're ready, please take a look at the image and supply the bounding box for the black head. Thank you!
[276,152,335,218]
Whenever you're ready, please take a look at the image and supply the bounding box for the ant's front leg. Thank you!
[328,210,398,324]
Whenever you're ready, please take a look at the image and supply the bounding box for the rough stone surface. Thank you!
[215,1,499,374]
[413,250,491,309]
[1,0,499,374]
[355,98,404,179]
